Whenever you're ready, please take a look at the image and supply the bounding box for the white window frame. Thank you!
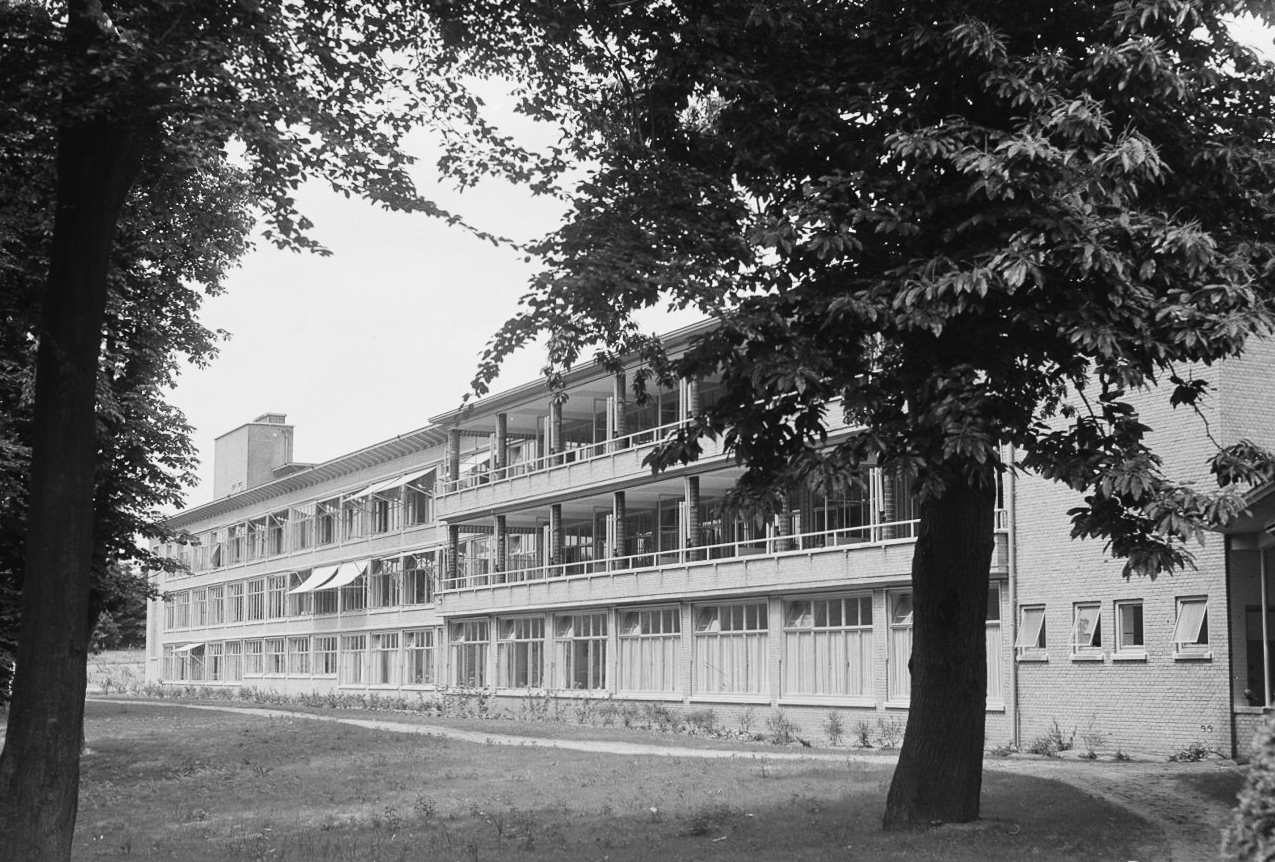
[1172,596,1210,658]
[555,612,608,692]
[781,595,873,699]
[1069,602,1103,660]
[986,584,1003,706]
[497,617,546,689]
[450,620,489,688]
[1114,599,1146,659]
[1015,604,1047,660]
[403,629,437,686]
[313,636,338,676]
[369,632,400,685]
[287,636,311,675]
[340,634,367,685]
[887,592,913,702]
[693,602,768,697]
[618,607,681,694]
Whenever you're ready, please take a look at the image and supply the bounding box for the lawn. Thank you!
[74,700,1165,861]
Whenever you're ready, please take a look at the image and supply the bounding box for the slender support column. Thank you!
[685,475,702,561]
[550,504,563,570]
[447,524,460,585]
[1263,548,1271,707]
[494,413,508,479]
[447,428,461,485]
[494,515,507,583]
[777,492,793,552]
[879,466,898,541]
[613,491,627,565]
[549,400,563,461]
[613,370,627,450]
[686,376,701,419]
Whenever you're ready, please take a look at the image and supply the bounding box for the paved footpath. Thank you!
[94,698,1241,862]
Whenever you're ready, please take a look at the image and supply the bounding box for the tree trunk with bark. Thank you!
[0,116,145,861]
[883,468,997,830]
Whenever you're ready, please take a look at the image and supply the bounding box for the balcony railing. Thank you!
[438,419,689,496]
[442,517,927,592]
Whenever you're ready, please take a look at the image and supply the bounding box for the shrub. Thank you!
[765,710,797,745]
[1223,720,1275,860]
[824,711,844,746]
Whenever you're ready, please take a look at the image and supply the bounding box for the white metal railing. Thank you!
[441,517,932,592]
[438,419,689,496]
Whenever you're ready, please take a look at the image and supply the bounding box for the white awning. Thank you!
[170,642,204,653]
[314,559,368,590]
[289,565,339,593]
[347,483,378,500]
[384,466,436,491]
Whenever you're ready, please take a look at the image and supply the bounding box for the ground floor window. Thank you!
[1173,596,1209,655]
[887,593,912,701]
[370,632,400,685]
[206,642,225,681]
[498,617,545,688]
[404,629,437,685]
[985,585,1002,704]
[693,603,767,695]
[782,595,872,697]
[1015,605,1046,655]
[451,620,489,687]
[225,641,243,682]
[340,634,367,684]
[313,636,338,676]
[266,638,286,675]
[1070,603,1102,656]
[245,639,265,676]
[288,636,311,675]
[556,612,607,691]
[1115,600,1144,655]
[618,607,681,693]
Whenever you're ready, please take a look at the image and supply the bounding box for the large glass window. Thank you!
[618,608,681,693]
[288,636,311,675]
[405,475,434,526]
[224,641,243,681]
[782,596,872,697]
[403,551,437,604]
[190,588,207,627]
[497,617,545,688]
[450,620,489,688]
[266,575,288,619]
[404,629,437,685]
[1070,603,1102,655]
[693,603,768,695]
[369,491,402,535]
[340,634,367,684]
[556,612,607,691]
[887,593,912,701]
[986,585,1003,705]
[1015,605,1046,655]
[267,510,288,556]
[226,582,245,623]
[206,642,225,681]
[1173,597,1210,655]
[1115,600,1144,655]
[265,638,286,675]
[287,571,311,617]
[370,632,400,685]
[313,636,338,676]
[207,585,225,625]
[342,498,366,541]
[246,578,266,621]
[291,503,314,551]
[244,639,265,675]
[369,557,401,608]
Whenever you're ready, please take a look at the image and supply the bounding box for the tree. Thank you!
[0,2,532,858]
[1223,717,1275,860]
[440,0,1275,828]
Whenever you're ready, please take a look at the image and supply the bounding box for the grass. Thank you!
[73,700,1166,861]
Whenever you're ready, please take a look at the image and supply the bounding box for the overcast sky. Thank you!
[165,20,1275,510]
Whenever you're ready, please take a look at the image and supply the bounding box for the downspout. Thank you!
[1006,446,1020,749]
[1262,546,1271,708]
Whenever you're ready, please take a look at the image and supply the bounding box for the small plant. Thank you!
[988,741,1016,757]
[737,706,757,737]
[1080,716,1107,759]
[1114,749,1131,762]
[854,720,874,748]
[824,711,844,746]
[413,794,437,820]
[685,708,717,735]
[765,709,797,744]
[875,716,904,750]
[1170,725,1222,762]
[1026,718,1075,757]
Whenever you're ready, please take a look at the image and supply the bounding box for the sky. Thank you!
[165,18,1275,511]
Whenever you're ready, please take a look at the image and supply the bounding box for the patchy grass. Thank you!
[74,701,1165,861]
[1173,768,1246,807]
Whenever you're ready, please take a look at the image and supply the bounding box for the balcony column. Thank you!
[685,475,702,561]
[613,491,627,567]
[879,466,897,540]
[446,524,460,584]
[686,376,701,419]
[549,400,563,462]
[494,515,508,584]
[777,492,794,552]
[494,413,508,479]
[549,503,563,570]
[612,370,627,451]
[447,428,461,484]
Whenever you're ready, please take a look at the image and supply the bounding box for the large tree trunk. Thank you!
[883,468,997,830]
[0,117,144,861]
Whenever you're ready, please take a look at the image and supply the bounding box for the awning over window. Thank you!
[349,467,436,499]
[169,642,204,653]
[314,559,368,590]
[289,565,339,593]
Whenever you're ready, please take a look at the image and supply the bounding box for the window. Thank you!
[986,585,1003,704]
[1070,603,1102,656]
[171,591,190,629]
[405,475,434,525]
[313,586,338,616]
[226,582,245,623]
[340,571,366,612]
[403,552,436,604]
[288,636,311,675]
[244,640,265,675]
[369,557,401,608]
[291,503,314,551]
[1173,597,1210,655]
[287,571,312,617]
[618,608,681,693]
[342,497,366,541]
[206,642,225,681]
[226,523,245,564]
[340,634,367,684]
[369,491,402,534]
[693,603,768,695]
[246,517,268,561]
[207,585,225,625]
[782,596,872,697]
[1115,600,1145,655]
[1016,605,1046,655]
[191,588,207,627]
[370,632,400,685]
[246,578,266,621]
[313,636,338,676]
[451,620,489,688]
[265,638,286,674]
[888,593,912,701]
[404,629,437,685]
[556,612,607,691]
[316,498,339,546]
[266,575,288,619]
[497,617,545,688]
[267,511,288,555]
[224,641,243,681]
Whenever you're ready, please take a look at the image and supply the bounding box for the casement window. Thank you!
[172,591,191,629]
[245,579,266,621]
[313,636,338,676]
[339,634,367,684]
[287,637,311,675]
[497,617,545,689]
[207,586,225,625]
[1016,605,1046,656]
[340,572,367,612]
[986,585,1003,704]
[556,612,608,691]
[1070,603,1102,656]
[693,603,768,695]
[450,620,489,688]
[208,530,225,569]
[267,511,288,555]
[226,582,245,622]
[191,588,207,627]
[312,583,338,615]
[618,608,681,693]
[403,552,436,605]
[224,641,243,682]
[369,557,402,609]
[291,503,314,551]
[266,575,288,619]
[206,642,225,681]
[405,474,434,526]
[1115,600,1145,655]
[244,640,265,675]
[369,632,400,685]
[1172,597,1210,655]
[265,638,286,675]
[287,572,312,617]
[246,518,268,561]
[404,629,437,685]
[342,497,366,541]
[369,491,402,535]
[226,524,245,564]
[316,499,339,546]
[783,595,873,697]
[887,593,913,701]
